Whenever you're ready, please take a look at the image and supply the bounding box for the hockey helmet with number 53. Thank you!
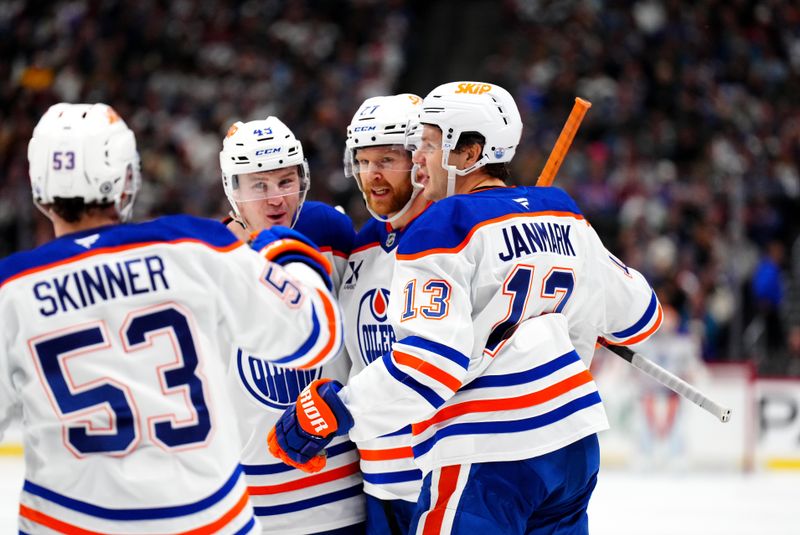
[28,102,141,221]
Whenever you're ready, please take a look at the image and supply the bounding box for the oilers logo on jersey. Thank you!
[237,349,324,409]
[356,287,396,367]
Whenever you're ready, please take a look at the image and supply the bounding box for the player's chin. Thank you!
[421,183,441,201]
[367,198,394,217]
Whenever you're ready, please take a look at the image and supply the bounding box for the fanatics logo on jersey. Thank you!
[342,260,363,290]
[356,288,396,366]
[74,233,100,249]
[385,232,396,248]
[236,349,323,409]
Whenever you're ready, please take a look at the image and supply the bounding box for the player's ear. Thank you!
[464,141,482,167]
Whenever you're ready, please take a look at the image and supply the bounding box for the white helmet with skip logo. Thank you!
[418,81,522,197]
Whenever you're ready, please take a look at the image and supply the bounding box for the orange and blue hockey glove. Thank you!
[250,226,333,291]
[268,378,353,473]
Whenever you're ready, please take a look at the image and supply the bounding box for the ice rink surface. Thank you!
[1,456,797,534]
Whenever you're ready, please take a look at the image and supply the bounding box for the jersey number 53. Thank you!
[29,304,211,457]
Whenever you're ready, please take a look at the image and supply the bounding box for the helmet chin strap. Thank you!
[358,163,422,225]
[441,146,467,199]
[440,146,485,199]
[445,165,458,198]
[366,183,422,225]
[34,201,54,221]
[229,209,247,228]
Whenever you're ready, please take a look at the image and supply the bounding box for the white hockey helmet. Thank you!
[219,117,310,227]
[28,102,141,221]
[344,93,423,224]
[418,81,522,197]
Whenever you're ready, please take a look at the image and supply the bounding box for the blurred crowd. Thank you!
[1,0,798,373]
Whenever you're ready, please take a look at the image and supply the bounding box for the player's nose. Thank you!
[265,194,284,206]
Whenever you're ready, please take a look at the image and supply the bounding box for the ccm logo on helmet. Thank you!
[353,125,376,132]
[255,147,281,156]
[300,387,331,434]
[455,83,492,95]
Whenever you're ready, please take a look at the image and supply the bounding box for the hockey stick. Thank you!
[537,97,592,187]
[538,97,731,423]
[599,340,731,422]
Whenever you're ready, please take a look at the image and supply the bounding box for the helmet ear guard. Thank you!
[28,103,141,221]
[344,94,423,224]
[220,117,310,228]
[418,81,522,197]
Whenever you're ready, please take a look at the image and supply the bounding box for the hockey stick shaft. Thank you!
[600,341,731,422]
[538,98,731,422]
[537,97,592,187]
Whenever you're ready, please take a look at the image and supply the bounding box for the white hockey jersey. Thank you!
[229,201,365,534]
[0,215,342,534]
[338,217,424,503]
[340,186,662,474]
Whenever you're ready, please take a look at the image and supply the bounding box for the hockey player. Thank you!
[220,118,364,534]
[339,94,430,534]
[220,117,354,290]
[0,103,343,534]
[269,82,663,534]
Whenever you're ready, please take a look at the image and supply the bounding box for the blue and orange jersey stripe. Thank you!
[610,291,663,345]
[397,210,585,260]
[412,369,594,436]
[0,215,241,289]
[248,461,360,495]
[395,186,584,260]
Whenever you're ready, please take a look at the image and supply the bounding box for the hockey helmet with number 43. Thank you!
[220,117,310,226]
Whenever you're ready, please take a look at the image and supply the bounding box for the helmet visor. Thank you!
[348,144,413,180]
[230,167,308,203]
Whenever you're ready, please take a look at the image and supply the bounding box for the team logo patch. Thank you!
[356,288,396,366]
[494,147,505,159]
[236,349,323,409]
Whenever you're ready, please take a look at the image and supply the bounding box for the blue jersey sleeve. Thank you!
[295,201,355,259]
